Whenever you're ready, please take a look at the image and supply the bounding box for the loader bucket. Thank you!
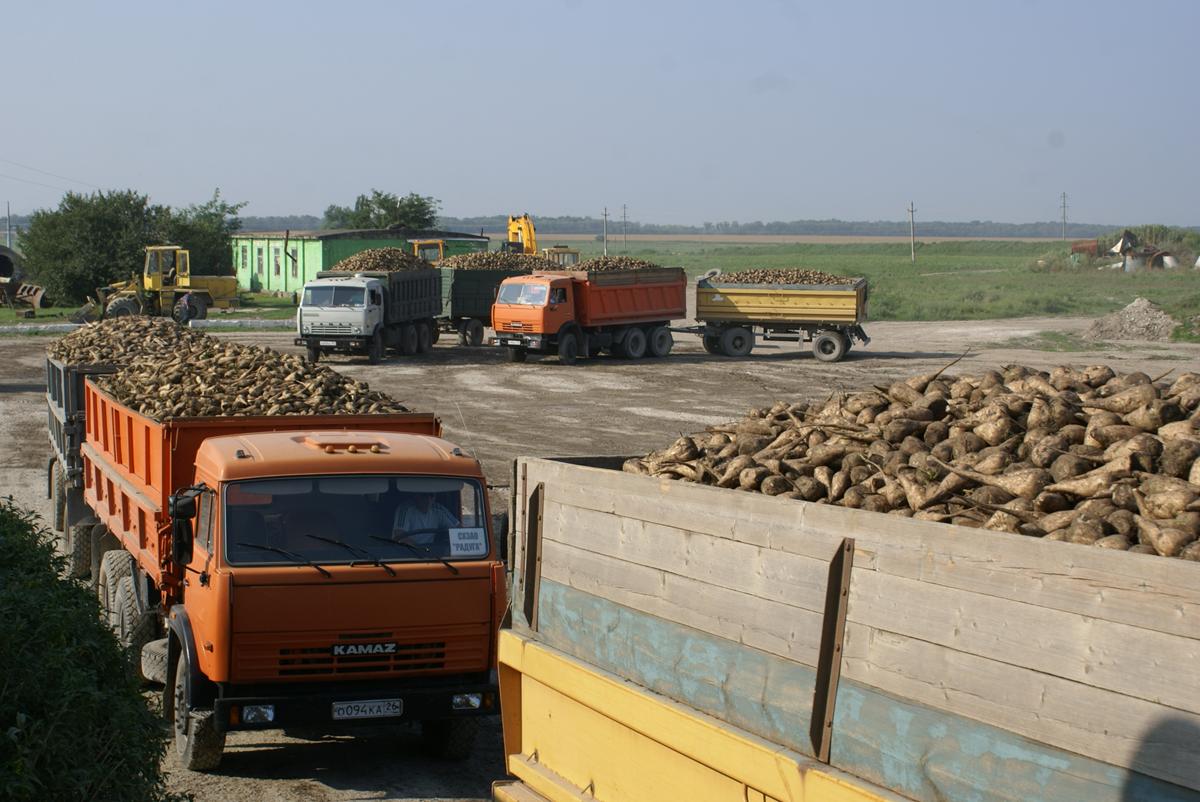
[15,283,46,309]
[71,300,98,324]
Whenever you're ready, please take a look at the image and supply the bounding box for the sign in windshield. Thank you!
[303,286,365,308]
[497,283,548,306]
[224,476,489,567]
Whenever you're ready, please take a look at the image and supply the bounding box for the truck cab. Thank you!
[295,274,386,362]
[490,274,575,360]
[166,429,505,768]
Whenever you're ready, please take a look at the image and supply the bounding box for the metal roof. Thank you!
[231,228,489,242]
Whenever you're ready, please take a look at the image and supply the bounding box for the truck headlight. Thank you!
[242,704,275,724]
[452,693,482,710]
[351,325,362,335]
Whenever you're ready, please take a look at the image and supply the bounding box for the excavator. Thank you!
[500,214,580,266]
[74,245,240,323]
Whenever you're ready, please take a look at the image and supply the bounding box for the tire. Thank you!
[506,347,527,363]
[172,296,207,324]
[621,327,647,359]
[114,573,156,656]
[647,325,673,358]
[367,329,384,364]
[400,323,418,356]
[813,331,848,362]
[97,549,134,624]
[141,638,169,685]
[173,652,225,771]
[416,322,433,354]
[192,296,209,320]
[702,334,721,355]
[456,321,469,346]
[104,297,140,318]
[66,524,91,579]
[421,718,479,760]
[465,319,485,347]
[51,462,65,533]
[430,324,441,345]
[306,346,321,363]
[557,332,579,365]
[718,326,755,358]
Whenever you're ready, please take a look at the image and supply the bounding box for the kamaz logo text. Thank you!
[332,642,398,656]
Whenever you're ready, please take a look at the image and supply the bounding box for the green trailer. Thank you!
[437,267,529,346]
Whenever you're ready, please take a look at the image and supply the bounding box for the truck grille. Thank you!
[500,321,525,332]
[310,322,354,335]
[233,625,489,681]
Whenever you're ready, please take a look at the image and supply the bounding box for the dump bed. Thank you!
[696,275,868,326]
[555,267,686,328]
[314,269,441,323]
[439,267,527,321]
[500,456,1200,802]
[45,355,117,489]
[81,379,441,583]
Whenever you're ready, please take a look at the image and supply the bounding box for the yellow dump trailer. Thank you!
[692,273,869,362]
[494,456,1200,802]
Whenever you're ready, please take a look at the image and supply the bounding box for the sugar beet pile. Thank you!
[711,268,859,285]
[50,317,407,419]
[328,248,428,273]
[625,361,1200,560]
[436,252,556,271]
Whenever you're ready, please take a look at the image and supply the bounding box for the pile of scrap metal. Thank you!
[1108,230,1179,272]
[0,245,47,312]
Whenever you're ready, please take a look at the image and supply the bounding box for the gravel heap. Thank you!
[328,248,429,273]
[1085,298,1178,342]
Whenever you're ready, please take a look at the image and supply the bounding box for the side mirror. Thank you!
[169,494,196,520]
[172,517,194,566]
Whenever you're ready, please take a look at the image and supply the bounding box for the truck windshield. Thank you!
[303,286,365,308]
[497,283,548,306]
[224,475,488,567]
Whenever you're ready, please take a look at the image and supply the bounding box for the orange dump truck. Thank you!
[490,268,686,364]
[78,380,506,770]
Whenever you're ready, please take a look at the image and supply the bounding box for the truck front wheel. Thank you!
[306,346,321,364]
[465,319,485,347]
[400,324,419,355]
[506,347,527,363]
[173,652,225,771]
[416,322,433,354]
[367,330,384,364]
[558,332,579,365]
[421,718,479,760]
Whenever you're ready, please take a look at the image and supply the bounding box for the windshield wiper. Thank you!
[235,541,332,578]
[368,535,460,575]
[304,534,397,577]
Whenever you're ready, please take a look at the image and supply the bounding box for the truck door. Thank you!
[183,489,224,677]
[545,281,574,334]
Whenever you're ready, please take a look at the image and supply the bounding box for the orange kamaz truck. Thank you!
[74,379,506,770]
[489,268,686,364]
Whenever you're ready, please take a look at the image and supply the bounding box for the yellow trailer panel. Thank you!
[495,631,902,802]
[696,279,867,326]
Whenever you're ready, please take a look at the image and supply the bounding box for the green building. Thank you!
[231,228,490,294]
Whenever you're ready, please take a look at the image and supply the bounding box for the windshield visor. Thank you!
[303,286,365,308]
[224,476,488,566]
[497,283,548,306]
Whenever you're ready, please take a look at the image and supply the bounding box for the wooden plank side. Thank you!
[830,677,1200,802]
[542,499,833,615]
[797,502,1200,639]
[840,622,1200,792]
[847,569,1200,715]
[541,539,825,667]
[536,579,821,759]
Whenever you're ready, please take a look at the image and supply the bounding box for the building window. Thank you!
[256,248,264,275]
[290,248,298,278]
[273,247,281,276]
[240,245,248,270]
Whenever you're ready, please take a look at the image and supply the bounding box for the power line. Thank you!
[0,171,71,192]
[0,157,100,189]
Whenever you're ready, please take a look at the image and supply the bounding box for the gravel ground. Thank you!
[2,317,1198,801]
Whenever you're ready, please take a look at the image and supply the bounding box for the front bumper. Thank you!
[295,335,367,353]
[489,333,546,351]
[214,677,498,732]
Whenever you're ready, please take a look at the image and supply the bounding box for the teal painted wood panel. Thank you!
[831,678,1200,802]
[536,579,819,758]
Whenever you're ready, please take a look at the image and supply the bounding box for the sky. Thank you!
[2,0,1197,226]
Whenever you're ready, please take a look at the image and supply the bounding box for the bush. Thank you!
[0,500,172,801]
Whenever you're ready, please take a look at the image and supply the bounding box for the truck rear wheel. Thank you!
[813,331,848,362]
[621,327,647,359]
[173,652,225,771]
[66,524,92,579]
[647,326,673,357]
[702,334,721,355]
[719,327,755,358]
[51,462,65,534]
[114,573,156,657]
[400,324,419,355]
[506,347,527,363]
[416,322,433,354]
[421,718,479,760]
[558,332,579,365]
[465,318,485,347]
[97,550,134,625]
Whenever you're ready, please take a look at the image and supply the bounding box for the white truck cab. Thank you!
[295,274,386,363]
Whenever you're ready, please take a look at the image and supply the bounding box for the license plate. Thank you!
[504,339,522,346]
[332,698,402,720]
[319,340,336,346]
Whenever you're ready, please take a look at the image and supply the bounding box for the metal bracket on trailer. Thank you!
[520,481,545,632]
[809,537,855,763]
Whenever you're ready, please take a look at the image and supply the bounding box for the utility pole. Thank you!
[1060,192,1068,240]
[5,201,10,249]
[622,204,627,251]
[907,201,916,263]
[602,207,609,256]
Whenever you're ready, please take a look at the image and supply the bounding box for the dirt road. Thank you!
[3,318,1197,801]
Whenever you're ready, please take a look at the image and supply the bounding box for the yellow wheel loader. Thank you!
[74,245,240,323]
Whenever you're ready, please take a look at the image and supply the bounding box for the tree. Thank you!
[323,190,440,230]
[19,190,167,305]
[159,189,246,275]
